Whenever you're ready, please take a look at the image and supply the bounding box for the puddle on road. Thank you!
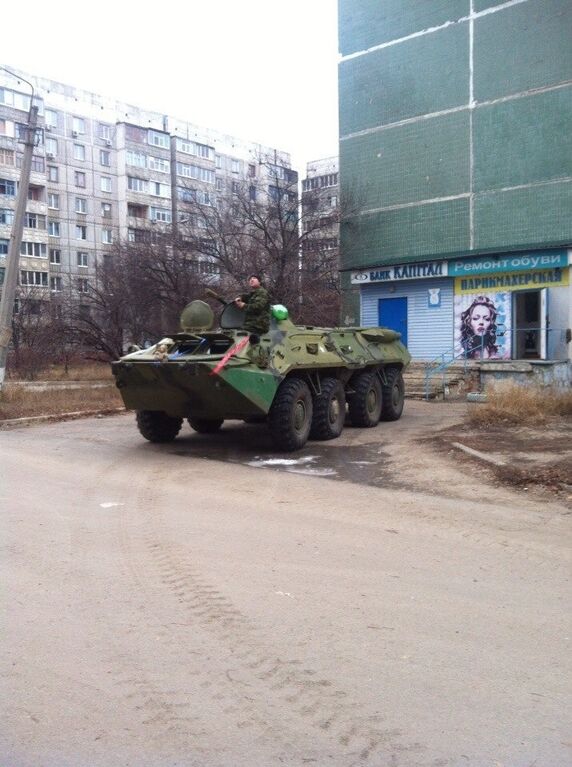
[170,423,391,487]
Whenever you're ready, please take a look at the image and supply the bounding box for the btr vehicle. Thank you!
[111,299,411,452]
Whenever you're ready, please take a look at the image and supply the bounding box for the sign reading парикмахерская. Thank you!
[351,261,447,284]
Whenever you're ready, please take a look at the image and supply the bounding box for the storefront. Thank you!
[352,249,571,362]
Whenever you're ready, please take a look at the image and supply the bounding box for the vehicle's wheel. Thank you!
[380,368,405,421]
[188,418,224,433]
[347,370,382,427]
[268,377,313,451]
[310,377,346,440]
[136,410,183,442]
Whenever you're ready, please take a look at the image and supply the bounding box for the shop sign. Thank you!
[351,261,447,284]
[455,267,568,295]
[449,250,567,276]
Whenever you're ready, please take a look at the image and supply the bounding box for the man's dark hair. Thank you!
[248,273,263,282]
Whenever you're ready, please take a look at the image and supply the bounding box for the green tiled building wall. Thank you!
[339,0,572,271]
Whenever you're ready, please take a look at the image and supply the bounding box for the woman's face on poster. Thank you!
[469,304,492,335]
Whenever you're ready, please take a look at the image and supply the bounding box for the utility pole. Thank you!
[0,102,39,389]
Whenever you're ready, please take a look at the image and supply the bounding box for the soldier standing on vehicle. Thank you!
[234,274,271,344]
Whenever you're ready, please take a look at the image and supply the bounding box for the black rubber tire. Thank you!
[380,368,405,421]
[136,410,183,442]
[347,370,382,427]
[188,418,224,434]
[310,377,346,440]
[268,377,313,452]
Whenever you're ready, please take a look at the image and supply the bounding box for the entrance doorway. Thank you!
[513,289,547,359]
[378,297,408,346]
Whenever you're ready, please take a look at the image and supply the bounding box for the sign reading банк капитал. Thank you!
[351,261,447,284]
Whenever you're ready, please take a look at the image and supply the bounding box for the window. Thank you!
[27,185,43,202]
[72,117,85,135]
[49,248,61,264]
[177,188,212,205]
[215,155,222,169]
[45,109,58,129]
[0,149,15,166]
[176,139,214,160]
[45,137,58,156]
[0,178,16,196]
[0,118,14,137]
[148,130,169,148]
[148,156,169,173]
[215,177,223,191]
[99,150,111,167]
[328,195,338,208]
[100,176,112,193]
[176,163,214,184]
[76,251,88,268]
[74,171,86,187]
[248,164,256,178]
[21,270,48,287]
[26,213,46,229]
[77,277,89,293]
[75,197,87,214]
[150,181,170,198]
[126,150,146,168]
[50,276,62,292]
[48,220,60,237]
[99,123,111,140]
[150,206,172,223]
[127,203,146,218]
[231,181,240,194]
[231,159,241,174]
[47,192,59,209]
[73,144,86,161]
[101,202,112,218]
[21,242,47,258]
[249,185,256,202]
[0,209,14,226]
[47,165,59,182]
[0,238,9,255]
[127,176,148,193]
[75,224,87,240]
[101,228,113,244]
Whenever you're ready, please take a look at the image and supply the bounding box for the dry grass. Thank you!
[0,383,123,420]
[11,362,114,382]
[468,381,572,427]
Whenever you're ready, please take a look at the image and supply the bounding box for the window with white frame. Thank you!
[0,118,15,137]
[0,238,9,255]
[231,159,241,174]
[99,123,111,140]
[148,130,169,148]
[176,163,214,184]
[100,176,112,193]
[49,248,61,264]
[50,276,62,292]
[176,139,214,160]
[127,176,148,193]
[45,109,58,128]
[215,154,222,169]
[101,228,113,244]
[75,197,87,214]
[77,251,88,268]
[99,150,111,167]
[48,220,60,237]
[0,208,14,226]
[126,150,146,168]
[72,117,85,135]
[101,202,112,218]
[215,178,223,191]
[148,156,169,173]
[75,224,87,240]
[47,165,58,182]
[21,242,47,258]
[0,178,16,195]
[21,270,48,287]
[151,206,172,223]
[150,181,170,198]
[47,192,59,209]
[74,171,86,187]
[73,144,86,161]
[45,137,58,156]
[26,212,46,229]
[77,277,89,293]
[0,149,15,167]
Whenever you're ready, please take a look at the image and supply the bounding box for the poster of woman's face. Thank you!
[454,292,511,359]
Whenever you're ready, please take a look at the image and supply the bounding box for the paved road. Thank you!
[1,406,570,766]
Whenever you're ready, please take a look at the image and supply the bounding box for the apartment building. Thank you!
[0,66,296,303]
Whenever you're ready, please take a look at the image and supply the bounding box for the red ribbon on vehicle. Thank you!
[209,336,250,376]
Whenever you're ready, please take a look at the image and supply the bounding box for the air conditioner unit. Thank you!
[104,139,112,147]
[72,130,78,138]
[45,125,52,132]
[46,152,55,160]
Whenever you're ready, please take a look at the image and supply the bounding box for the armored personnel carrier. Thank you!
[111,299,411,451]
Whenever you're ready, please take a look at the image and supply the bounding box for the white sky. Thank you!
[3,0,339,173]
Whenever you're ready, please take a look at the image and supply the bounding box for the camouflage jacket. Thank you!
[241,286,271,334]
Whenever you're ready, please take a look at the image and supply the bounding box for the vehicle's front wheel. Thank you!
[347,370,382,427]
[136,410,183,442]
[188,418,224,433]
[380,368,405,421]
[310,377,346,440]
[268,377,313,451]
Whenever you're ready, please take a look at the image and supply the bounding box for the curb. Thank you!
[0,408,126,430]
